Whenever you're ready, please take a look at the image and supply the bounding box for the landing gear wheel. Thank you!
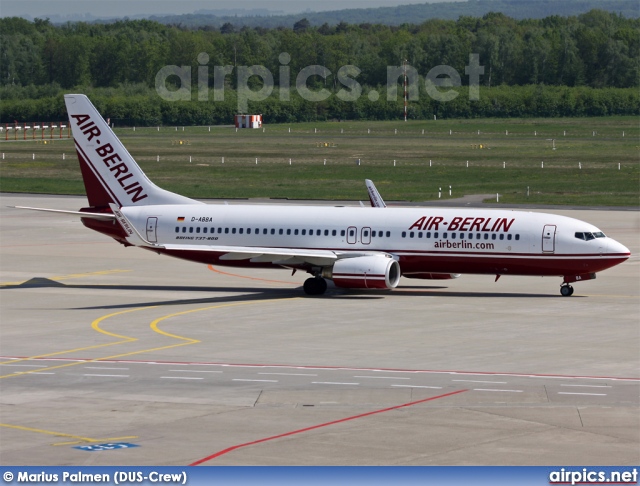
[560,284,574,297]
[303,277,328,296]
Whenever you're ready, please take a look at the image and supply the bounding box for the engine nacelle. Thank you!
[323,256,401,290]
[403,273,461,280]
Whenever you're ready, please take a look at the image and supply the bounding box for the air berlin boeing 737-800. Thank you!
[15,95,630,296]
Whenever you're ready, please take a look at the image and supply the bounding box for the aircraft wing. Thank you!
[162,244,339,266]
[161,244,394,267]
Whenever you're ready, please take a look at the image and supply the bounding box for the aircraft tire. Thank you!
[304,277,327,296]
[560,285,573,297]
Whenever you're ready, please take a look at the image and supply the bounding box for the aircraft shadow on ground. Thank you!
[389,286,573,298]
[1,278,302,309]
[1,278,574,310]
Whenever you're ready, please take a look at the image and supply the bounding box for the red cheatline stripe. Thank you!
[189,388,468,466]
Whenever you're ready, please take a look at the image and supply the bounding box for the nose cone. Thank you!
[608,238,631,258]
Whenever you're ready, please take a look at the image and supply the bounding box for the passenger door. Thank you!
[361,227,371,245]
[146,217,158,243]
[346,226,357,244]
[542,225,556,253]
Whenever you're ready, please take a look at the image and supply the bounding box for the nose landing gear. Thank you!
[560,272,596,297]
[560,284,574,297]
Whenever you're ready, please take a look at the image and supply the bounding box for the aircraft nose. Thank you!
[608,238,630,257]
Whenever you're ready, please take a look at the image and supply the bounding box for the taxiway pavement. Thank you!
[0,194,638,465]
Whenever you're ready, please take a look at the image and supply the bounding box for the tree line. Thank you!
[0,10,638,124]
[1,84,637,126]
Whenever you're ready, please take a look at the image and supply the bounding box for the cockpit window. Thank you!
[575,231,600,241]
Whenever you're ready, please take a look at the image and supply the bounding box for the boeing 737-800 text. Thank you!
[15,95,630,296]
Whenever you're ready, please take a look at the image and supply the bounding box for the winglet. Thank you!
[365,179,387,208]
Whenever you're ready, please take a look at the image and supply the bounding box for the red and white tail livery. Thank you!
[15,94,631,296]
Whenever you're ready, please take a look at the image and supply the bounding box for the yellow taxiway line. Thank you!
[0,269,131,287]
[0,423,138,447]
[0,307,149,370]
[2,296,302,447]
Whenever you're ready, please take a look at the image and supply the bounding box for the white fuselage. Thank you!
[121,203,629,277]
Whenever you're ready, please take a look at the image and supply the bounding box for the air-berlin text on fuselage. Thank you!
[70,114,148,203]
[409,216,515,232]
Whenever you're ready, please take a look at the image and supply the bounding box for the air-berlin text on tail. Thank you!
[70,114,148,203]
[409,216,515,232]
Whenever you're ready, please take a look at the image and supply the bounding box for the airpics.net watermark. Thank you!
[155,52,484,113]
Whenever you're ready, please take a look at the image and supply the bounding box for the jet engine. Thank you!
[323,256,401,290]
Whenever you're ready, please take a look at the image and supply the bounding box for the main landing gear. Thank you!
[303,276,328,296]
[560,284,574,297]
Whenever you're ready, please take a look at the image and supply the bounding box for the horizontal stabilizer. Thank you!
[12,206,116,221]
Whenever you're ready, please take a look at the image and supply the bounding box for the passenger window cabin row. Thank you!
[175,226,392,237]
[174,225,519,241]
[401,231,520,241]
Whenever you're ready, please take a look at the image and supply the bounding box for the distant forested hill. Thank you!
[144,0,639,29]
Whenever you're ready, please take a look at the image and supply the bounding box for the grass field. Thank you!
[0,117,638,206]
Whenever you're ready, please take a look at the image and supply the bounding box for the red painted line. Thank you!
[207,265,298,285]
[189,388,468,466]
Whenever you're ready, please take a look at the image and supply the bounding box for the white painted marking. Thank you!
[1,357,636,382]
[232,379,278,383]
[83,374,129,378]
[473,388,523,393]
[1,364,42,367]
[258,372,318,376]
[392,385,442,389]
[453,379,507,384]
[312,382,359,386]
[354,376,410,380]
[168,370,222,373]
[84,366,129,370]
[560,384,611,388]
[557,392,607,396]
[26,372,56,375]
[160,376,204,380]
